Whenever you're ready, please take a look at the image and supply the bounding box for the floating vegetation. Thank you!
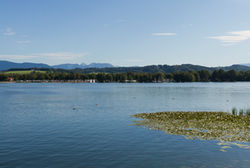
[132,112,250,142]
[217,141,250,152]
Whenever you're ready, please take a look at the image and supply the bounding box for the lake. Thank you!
[0,83,250,168]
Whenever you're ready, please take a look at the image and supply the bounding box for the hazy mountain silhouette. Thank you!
[0,60,114,71]
[1,60,250,72]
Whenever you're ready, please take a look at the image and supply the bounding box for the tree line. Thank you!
[1,69,250,82]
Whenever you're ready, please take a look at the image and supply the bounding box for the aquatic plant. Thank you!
[239,109,244,116]
[132,111,250,142]
[232,107,237,115]
[231,107,250,116]
[246,109,250,116]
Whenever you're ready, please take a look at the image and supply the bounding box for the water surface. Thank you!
[0,83,250,168]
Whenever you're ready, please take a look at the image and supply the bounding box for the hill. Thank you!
[240,63,250,67]
[0,60,114,71]
[52,63,86,69]
[52,63,113,69]
[0,60,50,71]
[74,64,250,74]
[1,60,250,73]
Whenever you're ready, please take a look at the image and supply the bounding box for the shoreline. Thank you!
[0,80,96,84]
[1,81,250,84]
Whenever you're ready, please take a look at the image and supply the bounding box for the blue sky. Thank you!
[1,0,250,66]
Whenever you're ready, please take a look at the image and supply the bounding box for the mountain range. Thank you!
[1,60,250,73]
[75,64,250,74]
[241,63,250,67]
[0,60,114,71]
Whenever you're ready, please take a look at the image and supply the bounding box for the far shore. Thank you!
[1,80,250,84]
[0,80,97,84]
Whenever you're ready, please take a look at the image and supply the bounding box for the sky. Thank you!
[1,0,250,66]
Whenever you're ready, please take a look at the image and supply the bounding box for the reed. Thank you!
[246,109,250,116]
[231,107,250,116]
[231,107,237,115]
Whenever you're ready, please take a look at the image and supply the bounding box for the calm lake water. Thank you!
[0,83,250,168]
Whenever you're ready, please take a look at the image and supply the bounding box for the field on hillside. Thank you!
[3,70,46,74]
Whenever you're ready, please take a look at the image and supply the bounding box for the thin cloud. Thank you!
[0,52,88,61]
[208,30,250,44]
[0,54,35,60]
[16,40,31,44]
[3,28,16,36]
[152,33,176,36]
[36,52,87,59]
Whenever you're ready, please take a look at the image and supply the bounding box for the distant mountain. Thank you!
[52,63,86,69]
[1,60,250,73]
[0,60,50,71]
[0,60,114,71]
[52,63,113,69]
[222,64,250,71]
[75,64,250,74]
[240,63,250,67]
[84,63,114,69]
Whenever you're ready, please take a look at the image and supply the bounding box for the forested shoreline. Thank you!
[1,69,250,83]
